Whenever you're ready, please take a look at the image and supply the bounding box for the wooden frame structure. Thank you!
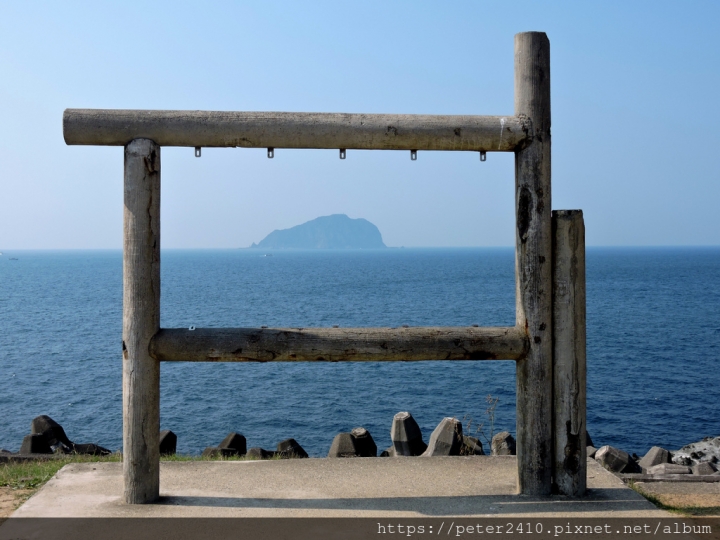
[63,32,586,503]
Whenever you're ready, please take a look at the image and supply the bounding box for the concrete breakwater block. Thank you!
[328,433,357,458]
[350,427,377,457]
[20,434,53,455]
[204,435,306,460]
[691,462,718,475]
[19,415,111,456]
[219,432,247,456]
[31,415,73,450]
[462,436,485,455]
[596,445,628,473]
[202,447,239,458]
[391,412,427,456]
[585,431,594,448]
[72,443,111,456]
[491,431,516,456]
[277,438,308,458]
[328,428,377,457]
[246,447,276,460]
[638,446,670,471]
[596,445,640,473]
[159,430,177,456]
[202,432,247,458]
[647,463,691,475]
[422,417,463,456]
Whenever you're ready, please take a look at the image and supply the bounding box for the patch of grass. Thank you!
[0,454,121,490]
[629,483,680,513]
[1,451,280,492]
[628,481,720,517]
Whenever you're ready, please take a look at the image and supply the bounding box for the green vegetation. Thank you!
[0,452,270,493]
[1,454,120,490]
[462,394,502,446]
[628,481,720,517]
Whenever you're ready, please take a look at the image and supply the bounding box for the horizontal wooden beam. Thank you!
[149,326,529,362]
[63,109,530,151]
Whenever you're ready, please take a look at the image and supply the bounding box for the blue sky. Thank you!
[1,1,718,248]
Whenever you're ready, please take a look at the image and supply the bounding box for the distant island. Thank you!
[250,214,386,249]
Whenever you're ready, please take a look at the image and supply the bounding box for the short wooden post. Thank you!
[514,31,553,496]
[123,138,161,504]
[552,210,586,497]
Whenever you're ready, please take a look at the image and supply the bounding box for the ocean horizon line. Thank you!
[1,245,719,252]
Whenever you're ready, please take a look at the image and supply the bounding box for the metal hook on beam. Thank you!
[410,149,417,161]
[194,147,201,158]
[267,148,274,159]
[339,149,346,160]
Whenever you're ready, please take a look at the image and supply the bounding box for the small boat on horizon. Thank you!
[9,257,18,261]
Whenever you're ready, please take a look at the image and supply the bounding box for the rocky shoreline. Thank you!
[199,412,513,459]
[2,413,719,485]
[1,415,112,460]
[0,412,513,462]
[592,437,720,482]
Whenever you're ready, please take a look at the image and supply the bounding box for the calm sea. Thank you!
[0,248,718,456]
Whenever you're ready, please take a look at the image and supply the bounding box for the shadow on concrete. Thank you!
[156,489,649,516]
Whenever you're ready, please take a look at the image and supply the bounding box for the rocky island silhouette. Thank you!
[250,214,386,249]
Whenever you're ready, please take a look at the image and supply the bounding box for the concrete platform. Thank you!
[12,457,667,518]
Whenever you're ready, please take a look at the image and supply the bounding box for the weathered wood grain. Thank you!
[552,210,587,497]
[150,326,529,363]
[63,109,530,151]
[514,31,554,496]
[123,138,161,504]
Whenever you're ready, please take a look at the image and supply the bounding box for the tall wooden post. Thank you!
[552,210,587,497]
[123,138,161,504]
[514,31,553,496]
